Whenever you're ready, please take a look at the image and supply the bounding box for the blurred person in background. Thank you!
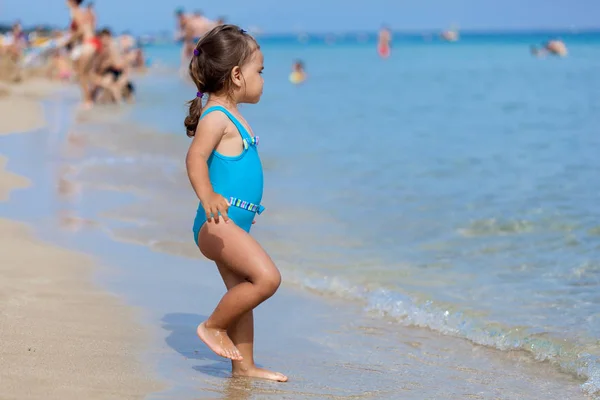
[377,25,391,58]
[66,0,101,109]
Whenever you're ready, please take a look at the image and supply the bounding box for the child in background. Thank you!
[50,49,74,82]
[289,59,306,84]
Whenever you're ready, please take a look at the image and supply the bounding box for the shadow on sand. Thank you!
[161,312,278,399]
[162,312,231,378]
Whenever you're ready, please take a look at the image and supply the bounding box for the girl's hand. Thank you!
[201,192,229,223]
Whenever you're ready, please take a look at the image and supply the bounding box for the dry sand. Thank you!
[0,82,163,399]
[0,219,163,400]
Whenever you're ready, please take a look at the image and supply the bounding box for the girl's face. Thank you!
[239,48,264,104]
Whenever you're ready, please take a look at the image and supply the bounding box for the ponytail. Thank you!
[184,96,203,137]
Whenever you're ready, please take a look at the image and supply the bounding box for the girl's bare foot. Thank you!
[233,366,288,382]
[197,322,243,361]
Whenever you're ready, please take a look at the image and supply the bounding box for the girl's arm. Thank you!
[186,112,230,221]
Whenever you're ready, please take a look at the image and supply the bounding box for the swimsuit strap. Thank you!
[200,106,253,143]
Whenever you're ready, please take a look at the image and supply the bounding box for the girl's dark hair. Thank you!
[184,24,258,137]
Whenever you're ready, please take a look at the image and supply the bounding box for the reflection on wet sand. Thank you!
[55,124,97,232]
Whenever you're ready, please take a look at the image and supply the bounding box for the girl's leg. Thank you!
[216,262,288,381]
[197,221,281,361]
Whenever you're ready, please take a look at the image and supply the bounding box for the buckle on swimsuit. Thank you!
[229,197,265,214]
[242,136,259,150]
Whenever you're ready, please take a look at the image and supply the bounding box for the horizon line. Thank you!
[1,21,599,36]
[255,26,600,35]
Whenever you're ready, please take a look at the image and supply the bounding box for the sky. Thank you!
[2,0,599,34]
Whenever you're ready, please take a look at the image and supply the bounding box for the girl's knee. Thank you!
[255,269,281,297]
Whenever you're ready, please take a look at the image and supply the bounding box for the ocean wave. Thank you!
[458,218,535,236]
[285,271,600,397]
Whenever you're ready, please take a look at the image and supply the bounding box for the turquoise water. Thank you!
[71,33,600,395]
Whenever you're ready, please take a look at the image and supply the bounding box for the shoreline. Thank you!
[0,82,164,399]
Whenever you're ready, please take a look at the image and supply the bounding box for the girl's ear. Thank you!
[230,65,243,88]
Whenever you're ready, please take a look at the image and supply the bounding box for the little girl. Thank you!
[184,25,287,382]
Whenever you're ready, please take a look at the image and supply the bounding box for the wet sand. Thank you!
[0,83,163,399]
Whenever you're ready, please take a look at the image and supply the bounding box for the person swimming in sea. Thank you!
[289,59,306,84]
[544,39,568,57]
[530,40,567,58]
[184,24,288,382]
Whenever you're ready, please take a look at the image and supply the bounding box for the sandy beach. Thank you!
[0,155,29,201]
[0,79,58,135]
[0,219,162,399]
[0,83,162,400]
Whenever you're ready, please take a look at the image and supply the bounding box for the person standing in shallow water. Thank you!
[66,0,100,109]
[377,25,391,58]
[184,24,288,382]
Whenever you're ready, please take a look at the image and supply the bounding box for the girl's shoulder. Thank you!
[198,107,232,133]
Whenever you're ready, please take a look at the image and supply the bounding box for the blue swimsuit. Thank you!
[192,106,264,246]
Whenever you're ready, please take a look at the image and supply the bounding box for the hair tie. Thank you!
[193,49,200,56]
[239,29,247,34]
[196,91,203,98]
